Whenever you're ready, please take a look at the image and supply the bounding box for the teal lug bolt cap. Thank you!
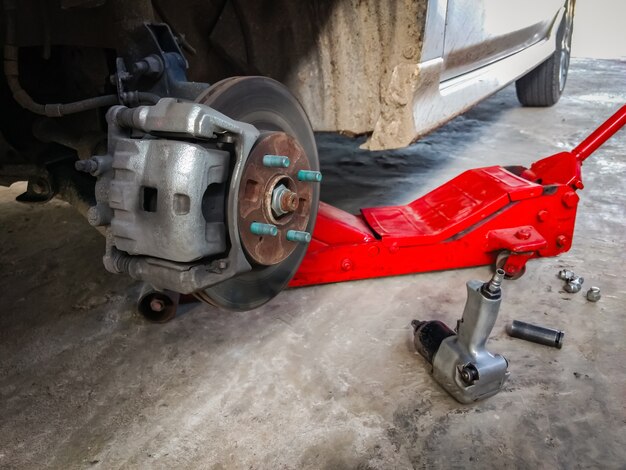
[286,230,311,243]
[297,170,322,182]
[262,155,290,168]
[250,222,278,237]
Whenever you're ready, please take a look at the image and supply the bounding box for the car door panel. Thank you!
[442,0,564,81]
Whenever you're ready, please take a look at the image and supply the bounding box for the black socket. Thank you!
[412,320,456,364]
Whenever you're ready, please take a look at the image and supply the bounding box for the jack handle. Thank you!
[572,104,626,162]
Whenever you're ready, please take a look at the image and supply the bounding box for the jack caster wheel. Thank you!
[495,250,527,280]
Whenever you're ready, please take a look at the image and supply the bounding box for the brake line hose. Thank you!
[2,0,158,117]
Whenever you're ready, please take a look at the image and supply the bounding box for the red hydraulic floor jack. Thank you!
[291,104,626,287]
[140,105,625,321]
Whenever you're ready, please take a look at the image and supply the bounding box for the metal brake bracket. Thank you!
[291,104,626,287]
[100,98,260,294]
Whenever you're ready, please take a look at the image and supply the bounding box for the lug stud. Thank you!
[286,230,311,243]
[250,222,278,237]
[297,170,322,182]
[263,155,290,168]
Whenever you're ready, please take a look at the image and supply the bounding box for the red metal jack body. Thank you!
[291,105,626,287]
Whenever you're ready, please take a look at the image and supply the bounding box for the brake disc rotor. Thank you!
[193,77,320,311]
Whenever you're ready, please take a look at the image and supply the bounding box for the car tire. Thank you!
[515,1,574,107]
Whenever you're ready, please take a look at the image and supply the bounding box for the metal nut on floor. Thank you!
[558,269,576,281]
[586,286,601,302]
[564,276,584,293]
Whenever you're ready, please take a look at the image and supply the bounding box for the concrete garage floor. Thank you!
[1,58,625,469]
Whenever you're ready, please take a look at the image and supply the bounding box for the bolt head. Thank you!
[515,228,532,240]
[280,190,299,212]
[562,191,579,209]
[150,298,166,312]
[341,259,353,271]
[271,184,299,217]
[556,235,568,248]
[537,210,550,222]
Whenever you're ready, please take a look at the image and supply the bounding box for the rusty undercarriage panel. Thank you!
[207,0,426,138]
[13,0,427,148]
[208,0,427,138]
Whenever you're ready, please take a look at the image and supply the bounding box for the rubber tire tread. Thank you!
[516,0,573,107]
[515,53,562,107]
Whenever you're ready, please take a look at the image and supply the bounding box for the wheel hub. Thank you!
[271,183,299,217]
[238,132,314,266]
